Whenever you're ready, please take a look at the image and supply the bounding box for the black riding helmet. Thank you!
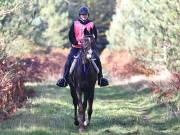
[79,6,89,15]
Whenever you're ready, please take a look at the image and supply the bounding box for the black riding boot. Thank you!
[95,55,109,87]
[56,61,70,87]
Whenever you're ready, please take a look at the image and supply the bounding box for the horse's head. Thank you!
[79,28,95,61]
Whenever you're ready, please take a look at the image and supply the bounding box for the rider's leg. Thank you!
[93,50,109,87]
[56,48,79,87]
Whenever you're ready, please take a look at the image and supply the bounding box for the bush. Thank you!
[0,40,25,119]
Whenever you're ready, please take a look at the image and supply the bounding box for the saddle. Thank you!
[69,53,99,74]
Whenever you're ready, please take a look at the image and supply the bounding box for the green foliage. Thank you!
[0,0,69,49]
[0,45,7,63]
[0,33,8,60]
[107,0,180,72]
[0,0,14,7]
[0,0,115,52]
[39,0,69,47]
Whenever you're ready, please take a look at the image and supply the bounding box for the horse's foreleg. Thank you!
[76,91,85,132]
[73,98,78,126]
[70,89,79,126]
[87,91,94,125]
[83,92,88,126]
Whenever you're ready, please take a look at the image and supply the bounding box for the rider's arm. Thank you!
[92,24,97,41]
[91,24,98,50]
[68,22,78,45]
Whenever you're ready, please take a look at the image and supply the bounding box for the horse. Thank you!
[69,34,98,132]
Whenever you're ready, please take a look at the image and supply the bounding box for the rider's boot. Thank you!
[95,56,109,87]
[56,62,70,87]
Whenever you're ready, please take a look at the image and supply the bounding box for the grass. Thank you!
[0,82,180,135]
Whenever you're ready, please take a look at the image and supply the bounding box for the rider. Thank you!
[57,6,109,87]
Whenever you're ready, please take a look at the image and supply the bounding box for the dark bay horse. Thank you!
[69,34,98,132]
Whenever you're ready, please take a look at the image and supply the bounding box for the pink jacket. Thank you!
[72,20,94,48]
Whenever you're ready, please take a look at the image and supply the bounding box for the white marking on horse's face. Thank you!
[88,48,92,54]
[86,49,92,59]
[88,37,91,43]
[87,54,91,59]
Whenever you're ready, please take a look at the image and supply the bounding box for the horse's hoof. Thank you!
[79,128,85,133]
[74,121,79,126]
[84,120,90,127]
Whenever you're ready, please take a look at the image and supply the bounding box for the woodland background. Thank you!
[0,0,180,134]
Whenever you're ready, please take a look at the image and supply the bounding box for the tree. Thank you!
[0,0,69,49]
[107,0,180,72]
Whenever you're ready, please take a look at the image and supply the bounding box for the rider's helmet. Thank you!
[79,6,89,15]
